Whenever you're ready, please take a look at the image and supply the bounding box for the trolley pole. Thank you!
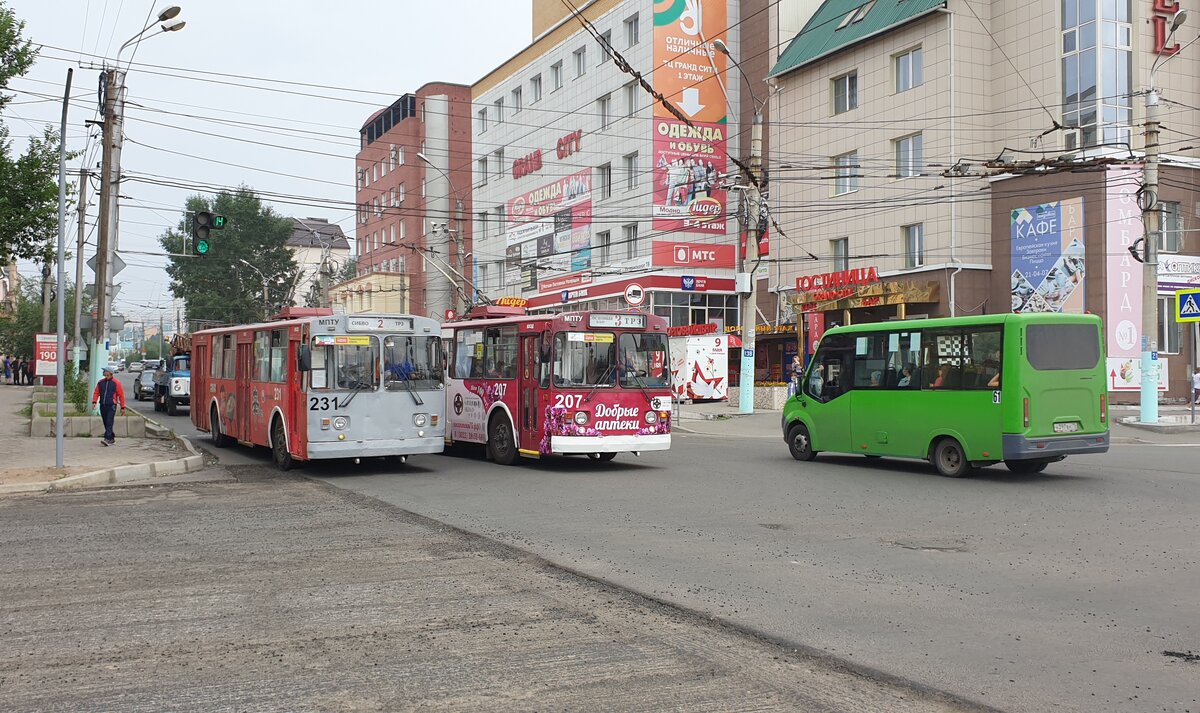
[737,113,763,415]
[1139,90,1162,424]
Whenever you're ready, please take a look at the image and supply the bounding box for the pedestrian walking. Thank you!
[91,366,126,446]
[1192,366,1200,405]
[2,355,11,385]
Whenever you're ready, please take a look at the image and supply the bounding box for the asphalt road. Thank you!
[121,374,1200,712]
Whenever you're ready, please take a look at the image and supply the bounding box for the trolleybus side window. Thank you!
[452,329,483,378]
[618,333,670,388]
[222,334,235,378]
[269,329,287,383]
[483,326,518,379]
[805,333,853,402]
[210,335,223,379]
[554,332,616,387]
[383,334,443,389]
[253,331,270,382]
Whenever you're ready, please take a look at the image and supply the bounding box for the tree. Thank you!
[0,4,63,266]
[160,188,299,327]
[0,280,88,356]
[334,256,358,284]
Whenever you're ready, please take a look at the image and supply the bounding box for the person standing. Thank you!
[91,366,126,446]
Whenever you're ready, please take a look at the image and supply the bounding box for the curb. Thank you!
[1117,415,1200,434]
[0,431,206,496]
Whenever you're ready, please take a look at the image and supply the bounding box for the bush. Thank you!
[63,365,88,413]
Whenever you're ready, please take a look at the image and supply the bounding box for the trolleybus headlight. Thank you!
[644,411,658,424]
[573,411,589,425]
[332,416,349,430]
[413,413,429,427]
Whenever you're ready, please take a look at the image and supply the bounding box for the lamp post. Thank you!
[1140,9,1188,424]
[90,7,185,395]
[417,152,466,315]
[239,259,271,320]
[713,39,766,415]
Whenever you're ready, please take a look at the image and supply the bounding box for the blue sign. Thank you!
[681,275,696,291]
[742,348,754,358]
[1176,288,1200,323]
[561,290,570,303]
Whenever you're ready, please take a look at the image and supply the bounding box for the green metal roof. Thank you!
[770,0,947,78]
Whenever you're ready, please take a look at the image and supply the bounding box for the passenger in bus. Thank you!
[897,364,914,388]
[930,364,951,389]
[870,371,883,387]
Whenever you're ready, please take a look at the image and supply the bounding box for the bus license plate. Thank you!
[1053,422,1080,433]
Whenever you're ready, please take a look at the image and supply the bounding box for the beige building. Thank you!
[287,218,352,308]
[328,273,409,315]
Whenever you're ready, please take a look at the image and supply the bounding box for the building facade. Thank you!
[287,217,351,308]
[355,83,474,320]
[768,0,1200,400]
[328,272,410,315]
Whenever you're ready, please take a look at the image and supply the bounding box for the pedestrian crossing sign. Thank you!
[1176,288,1200,323]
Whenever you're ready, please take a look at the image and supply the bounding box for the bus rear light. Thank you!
[1023,398,1030,429]
[573,411,589,425]
[645,411,658,425]
[1100,395,1107,424]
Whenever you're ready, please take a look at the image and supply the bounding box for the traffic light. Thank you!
[191,211,226,255]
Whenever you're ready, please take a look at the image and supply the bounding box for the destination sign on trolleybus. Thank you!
[589,313,647,329]
[347,317,415,332]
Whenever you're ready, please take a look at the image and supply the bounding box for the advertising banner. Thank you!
[504,169,593,293]
[651,240,736,269]
[652,121,727,234]
[34,333,59,377]
[1009,198,1085,313]
[1104,168,1143,367]
[652,0,727,124]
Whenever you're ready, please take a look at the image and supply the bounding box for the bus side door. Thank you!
[803,333,853,454]
[518,334,541,450]
[236,338,252,443]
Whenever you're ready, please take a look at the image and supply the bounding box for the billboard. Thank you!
[1104,167,1151,391]
[504,169,592,294]
[651,240,736,268]
[652,0,729,235]
[1009,198,1085,313]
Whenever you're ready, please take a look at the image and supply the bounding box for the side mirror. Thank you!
[297,345,311,372]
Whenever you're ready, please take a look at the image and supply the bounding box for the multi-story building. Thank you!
[287,217,350,308]
[768,0,1200,400]
[328,273,409,315]
[469,0,769,367]
[354,83,474,319]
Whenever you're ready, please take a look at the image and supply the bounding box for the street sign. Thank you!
[85,253,126,276]
[743,348,754,358]
[444,309,457,321]
[1176,288,1200,323]
[624,282,646,307]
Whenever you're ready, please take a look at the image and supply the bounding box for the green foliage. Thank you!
[160,188,299,326]
[0,1,37,112]
[0,281,88,356]
[142,335,164,360]
[62,361,87,412]
[335,256,358,284]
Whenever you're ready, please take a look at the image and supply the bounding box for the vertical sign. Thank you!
[34,333,59,376]
[1009,197,1086,313]
[1105,167,1150,391]
[652,0,728,235]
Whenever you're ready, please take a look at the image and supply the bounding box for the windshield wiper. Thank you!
[627,372,655,405]
[395,373,424,405]
[340,381,374,409]
[583,364,615,403]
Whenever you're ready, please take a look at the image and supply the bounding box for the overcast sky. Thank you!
[5,0,530,327]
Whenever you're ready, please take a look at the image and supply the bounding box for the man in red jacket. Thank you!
[91,366,127,445]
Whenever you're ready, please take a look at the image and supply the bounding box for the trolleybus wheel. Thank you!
[932,437,974,478]
[210,405,232,448]
[787,422,817,462]
[487,415,517,466]
[1004,459,1048,474]
[271,417,294,471]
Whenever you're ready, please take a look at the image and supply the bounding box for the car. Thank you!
[106,363,123,373]
[142,360,162,372]
[133,371,157,401]
[128,361,144,372]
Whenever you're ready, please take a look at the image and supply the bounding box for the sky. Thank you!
[5,0,531,329]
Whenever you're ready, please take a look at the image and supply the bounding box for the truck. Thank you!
[153,334,191,416]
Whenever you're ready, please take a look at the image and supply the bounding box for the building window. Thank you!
[478,212,489,238]
[895,133,923,178]
[574,47,587,77]
[373,163,378,182]
[833,72,857,114]
[895,47,923,92]
[834,151,858,195]
[903,224,924,268]
[1062,0,1132,149]
[399,220,405,241]
[551,61,563,90]
[597,163,612,200]
[598,94,612,129]
[530,74,542,103]
[623,223,638,260]
[512,87,523,113]
[623,152,638,190]
[1160,201,1182,253]
[477,108,487,133]
[831,238,849,271]
[596,230,611,265]
[624,82,638,117]
[380,159,387,178]
[494,98,504,125]
[495,205,505,237]
[397,183,405,204]
[1159,296,1181,353]
[493,149,505,180]
[477,157,488,185]
[625,14,640,47]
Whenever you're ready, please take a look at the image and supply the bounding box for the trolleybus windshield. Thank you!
[309,335,379,391]
[618,333,669,388]
[553,332,616,387]
[382,335,443,390]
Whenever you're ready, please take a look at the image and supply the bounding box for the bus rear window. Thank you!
[1027,324,1099,370]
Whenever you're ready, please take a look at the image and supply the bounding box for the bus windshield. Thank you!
[383,335,443,390]
[619,333,670,388]
[310,336,379,391]
[553,332,616,387]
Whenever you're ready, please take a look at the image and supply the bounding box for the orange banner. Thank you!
[653,0,728,124]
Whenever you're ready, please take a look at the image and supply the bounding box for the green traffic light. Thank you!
[196,239,210,254]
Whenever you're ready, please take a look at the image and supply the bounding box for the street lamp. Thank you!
[417,151,468,314]
[238,259,271,320]
[1139,9,1187,424]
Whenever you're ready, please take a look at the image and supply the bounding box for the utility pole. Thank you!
[40,262,52,332]
[737,114,764,415]
[1139,90,1162,424]
[73,168,87,371]
[91,68,124,390]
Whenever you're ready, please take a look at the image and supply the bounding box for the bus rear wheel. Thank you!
[487,415,517,466]
[932,438,974,478]
[271,417,294,471]
[210,405,232,448]
[787,423,817,462]
[1005,459,1049,474]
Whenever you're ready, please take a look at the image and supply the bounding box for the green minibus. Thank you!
[781,313,1109,477]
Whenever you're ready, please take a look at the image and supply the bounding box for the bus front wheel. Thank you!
[932,438,974,478]
[271,417,294,471]
[1005,459,1049,474]
[487,415,517,466]
[787,423,817,462]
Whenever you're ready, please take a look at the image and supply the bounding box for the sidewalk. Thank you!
[676,398,1200,444]
[0,385,207,494]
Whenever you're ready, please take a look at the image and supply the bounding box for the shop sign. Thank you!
[1104,167,1143,361]
[540,270,593,293]
[652,240,736,268]
[556,129,583,159]
[1153,0,1184,55]
[494,297,528,308]
[1158,254,1200,288]
[788,280,940,313]
[681,275,709,291]
[795,266,879,292]
[512,150,543,179]
[667,323,719,337]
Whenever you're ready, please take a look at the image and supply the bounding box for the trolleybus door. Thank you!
[237,340,252,442]
[519,334,541,451]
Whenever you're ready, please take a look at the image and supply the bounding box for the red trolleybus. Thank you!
[192,308,445,470]
[442,304,673,464]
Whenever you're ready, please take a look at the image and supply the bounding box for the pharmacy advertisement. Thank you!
[1009,198,1086,313]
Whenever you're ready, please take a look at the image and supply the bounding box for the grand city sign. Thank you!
[1153,0,1184,54]
[512,150,543,179]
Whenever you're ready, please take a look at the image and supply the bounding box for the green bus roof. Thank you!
[821,313,1102,337]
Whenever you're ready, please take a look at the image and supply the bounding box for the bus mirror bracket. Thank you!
[297,345,311,372]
